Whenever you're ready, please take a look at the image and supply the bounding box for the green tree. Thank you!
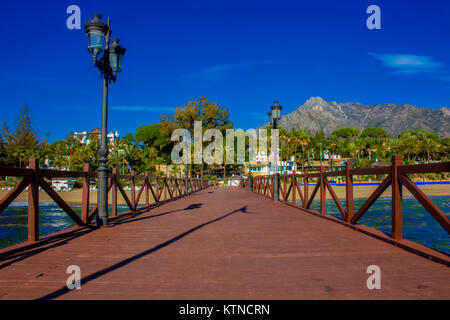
[1,104,40,167]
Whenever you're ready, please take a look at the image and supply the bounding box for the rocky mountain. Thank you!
[264,97,449,137]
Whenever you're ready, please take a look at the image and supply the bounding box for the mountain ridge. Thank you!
[263,97,449,137]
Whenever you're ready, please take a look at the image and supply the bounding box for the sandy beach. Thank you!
[0,189,160,206]
[0,183,448,206]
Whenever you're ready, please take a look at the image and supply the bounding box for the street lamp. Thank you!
[84,13,126,227]
[269,101,282,201]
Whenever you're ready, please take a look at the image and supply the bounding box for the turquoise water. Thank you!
[0,202,130,249]
[306,196,450,254]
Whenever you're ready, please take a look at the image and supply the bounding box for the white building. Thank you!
[51,178,75,191]
[227,175,242,186]
[246,151,297,176]
[73,128,120,146]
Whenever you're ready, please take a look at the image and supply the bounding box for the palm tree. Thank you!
[124,144,141,172]
[420,136,441,162]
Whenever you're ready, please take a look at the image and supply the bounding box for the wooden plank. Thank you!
[399,174,450,234]
[398,162,450,174]
[81,163,90,223]
[391,155,403,241]
[351,174,392,224]
[117,181,134,210]
[0,177,30,214]
[40,170,86,178]
[131,171,136,210]
[0,167,33,177]
[296,183,305,206]
[320,167,326,215]
[350,167,390,176]
[305,181,320,209]
[28,159,39,242]
[345,161,353,223]
[112,168,118,217]
[324,178,346,219]
[134,180,146,207]
[145,173,149,206]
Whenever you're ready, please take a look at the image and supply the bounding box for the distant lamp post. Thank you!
[269,101,282,201]
[84,13,126,227]
[319,142,323,166]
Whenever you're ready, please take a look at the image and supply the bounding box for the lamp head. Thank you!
[109,38,126,77]
[270,101,282,121]
[84,13,108,62]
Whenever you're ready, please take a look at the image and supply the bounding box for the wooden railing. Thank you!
[0,158,209,246]
[242,155,450,242]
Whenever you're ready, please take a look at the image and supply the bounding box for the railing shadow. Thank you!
[38,205,248,300]
[113,203,204,226]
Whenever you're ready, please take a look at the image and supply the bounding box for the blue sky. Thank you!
[0,0,449,142]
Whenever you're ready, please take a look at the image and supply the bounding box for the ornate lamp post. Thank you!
[84,13,126,227]
[269,101,282,201]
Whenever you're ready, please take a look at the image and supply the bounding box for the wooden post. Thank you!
[345,161,353,223]
[155,172,160,202]
[131,170,136,210]
[112,167,117,217]
[392,155,403,240]
[81,163,90,223]
[28,158,39,242]
[292,169,296,205]
[145,172,149,206]
[303,168,308,208]
[163,178,167,201]
[320,166,326,215]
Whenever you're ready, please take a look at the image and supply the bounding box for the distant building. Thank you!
[51,178,75,191]
[227,175,242,186]
[245,151,297,176]
[73,128,120,146]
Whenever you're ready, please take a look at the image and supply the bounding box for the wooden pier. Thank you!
[0,157,449,299]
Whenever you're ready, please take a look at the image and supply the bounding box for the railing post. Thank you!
[28,158,39,242]
[392,155,403,240]
[320,166,326,215]
[345,161,353,223]
[112,167,117,217]
[155,171,160,202]
[163,177,167,200]
[131,170,136,210]
[303,168,308,208]
[273,171,280,201]
[81,163,90,223]
[145,172,149,206]
[292,169,296,205]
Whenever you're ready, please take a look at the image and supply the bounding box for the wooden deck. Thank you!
[0,187,448,299]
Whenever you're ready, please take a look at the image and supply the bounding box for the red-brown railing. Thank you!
[0,158,209,246]
[242,155,450,243]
